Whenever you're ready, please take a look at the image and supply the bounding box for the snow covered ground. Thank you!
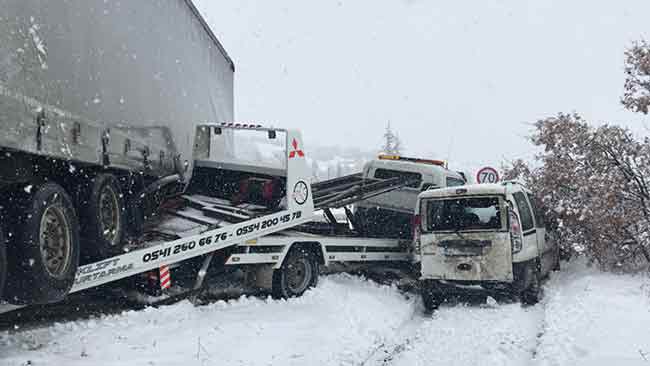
[1,261,649,366]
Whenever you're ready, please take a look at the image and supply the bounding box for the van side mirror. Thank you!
[268,130,276,139]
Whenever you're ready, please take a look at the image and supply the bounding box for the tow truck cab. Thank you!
[414,182,559,309]
[353,155,466,239]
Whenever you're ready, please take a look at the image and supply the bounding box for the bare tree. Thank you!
[504,113,650,271]
[381,121,403,154]
[622,40,650,114]
[393,133,403,155]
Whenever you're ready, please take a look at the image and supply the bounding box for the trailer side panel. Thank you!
[0,0,234,181]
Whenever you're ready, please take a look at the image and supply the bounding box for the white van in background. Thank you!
[353,155,467,239]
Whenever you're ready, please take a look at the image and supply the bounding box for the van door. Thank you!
[419,195,513,282]
[526,193,555,275]
[511,192,539,262]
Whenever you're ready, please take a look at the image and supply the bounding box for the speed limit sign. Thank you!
[476,167,500,184]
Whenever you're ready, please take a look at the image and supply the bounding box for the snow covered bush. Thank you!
[503,113,650,272]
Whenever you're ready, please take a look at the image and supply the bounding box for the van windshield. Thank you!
[425,196,503,231]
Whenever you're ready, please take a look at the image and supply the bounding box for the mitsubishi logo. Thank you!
[289,138,304,159]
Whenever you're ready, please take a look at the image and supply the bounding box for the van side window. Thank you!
[512,192,534,231]
[445,177,465,187]
[526,193,545,228]
[373,169,422,188]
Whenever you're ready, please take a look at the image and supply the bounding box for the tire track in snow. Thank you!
[359,305,425,366]
[361,295,547,366]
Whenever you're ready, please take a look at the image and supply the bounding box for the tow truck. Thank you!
[0,125,432,315]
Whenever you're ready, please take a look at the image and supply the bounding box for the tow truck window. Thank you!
[512,192,534,231]
[373,169,422,188]
[425,197,502,231]
[446,177,465,187]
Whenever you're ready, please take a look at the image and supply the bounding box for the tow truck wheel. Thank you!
[5,183,80,304]
[272,247,319,299]
[79,173,126,262]
[421,280,443,312]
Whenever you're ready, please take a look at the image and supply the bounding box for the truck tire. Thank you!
[79,174,126,262]
[272,247,319,299]
[421,280,443,312]
[5,183,80,304]
[0,224,6,300]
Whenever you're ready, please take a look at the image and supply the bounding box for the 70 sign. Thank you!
[476,167,500,184]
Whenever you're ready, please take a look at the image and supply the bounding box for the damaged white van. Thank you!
[413,182,559,310]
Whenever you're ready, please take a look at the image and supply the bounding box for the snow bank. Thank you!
[534,259,650,366]
[370,258,650,366]
[0,275,415,366]
[2,260,648,365]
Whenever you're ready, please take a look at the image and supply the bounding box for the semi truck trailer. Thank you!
[0,0,235,304]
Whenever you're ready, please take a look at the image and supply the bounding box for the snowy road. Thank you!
[1,261,649,366]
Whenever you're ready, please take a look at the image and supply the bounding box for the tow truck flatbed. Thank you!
[0,126,416,315]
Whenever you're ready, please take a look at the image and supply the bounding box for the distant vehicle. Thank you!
[414,181,560,310]
[353,155,466,239]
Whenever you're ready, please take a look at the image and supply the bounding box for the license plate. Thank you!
[444,246,482,256]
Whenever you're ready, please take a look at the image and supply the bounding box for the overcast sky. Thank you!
[194,0,649,171]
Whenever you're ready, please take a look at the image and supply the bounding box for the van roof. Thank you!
[418,182,527,199]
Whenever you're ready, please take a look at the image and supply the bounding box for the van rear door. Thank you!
[419,195,513,282]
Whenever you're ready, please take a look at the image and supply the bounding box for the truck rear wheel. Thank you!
[0,223,6,300]
[272,247,319,299]
[79,174,126,262]
[5,183,80,304]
